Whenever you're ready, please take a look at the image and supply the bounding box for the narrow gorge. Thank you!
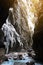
[0,0,43,65]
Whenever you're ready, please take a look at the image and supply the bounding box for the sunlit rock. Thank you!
[10,0,39,49]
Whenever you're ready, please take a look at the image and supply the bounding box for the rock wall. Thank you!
[34,0,43,32]
[0,0,43,48]
[32,0,43,61]
[0,0,43,60]
[12,0,43,61]
[11,0,39,49]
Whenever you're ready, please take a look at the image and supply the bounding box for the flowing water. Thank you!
[1,56,43,65]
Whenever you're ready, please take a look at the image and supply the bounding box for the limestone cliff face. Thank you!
[0,0,43,34]
[11,0,43,50]
[34,0,43,33]
[10,0,39,48]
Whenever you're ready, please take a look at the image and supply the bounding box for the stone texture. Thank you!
[8,0,39,49]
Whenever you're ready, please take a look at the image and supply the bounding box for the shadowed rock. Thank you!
[33,30,43,62]
[0,0,14,28]
[0,29,5,48]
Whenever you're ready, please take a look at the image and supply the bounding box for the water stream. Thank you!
[1,53,43,65]
[1,57,43,65]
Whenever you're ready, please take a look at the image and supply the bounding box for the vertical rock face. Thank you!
[32,0,43,61]
[10,0,39,48]
[8,0,43,60]
[0,0,43,57]
[0,0,43,62]
[0,0,39,51]
[34,0,43,33]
